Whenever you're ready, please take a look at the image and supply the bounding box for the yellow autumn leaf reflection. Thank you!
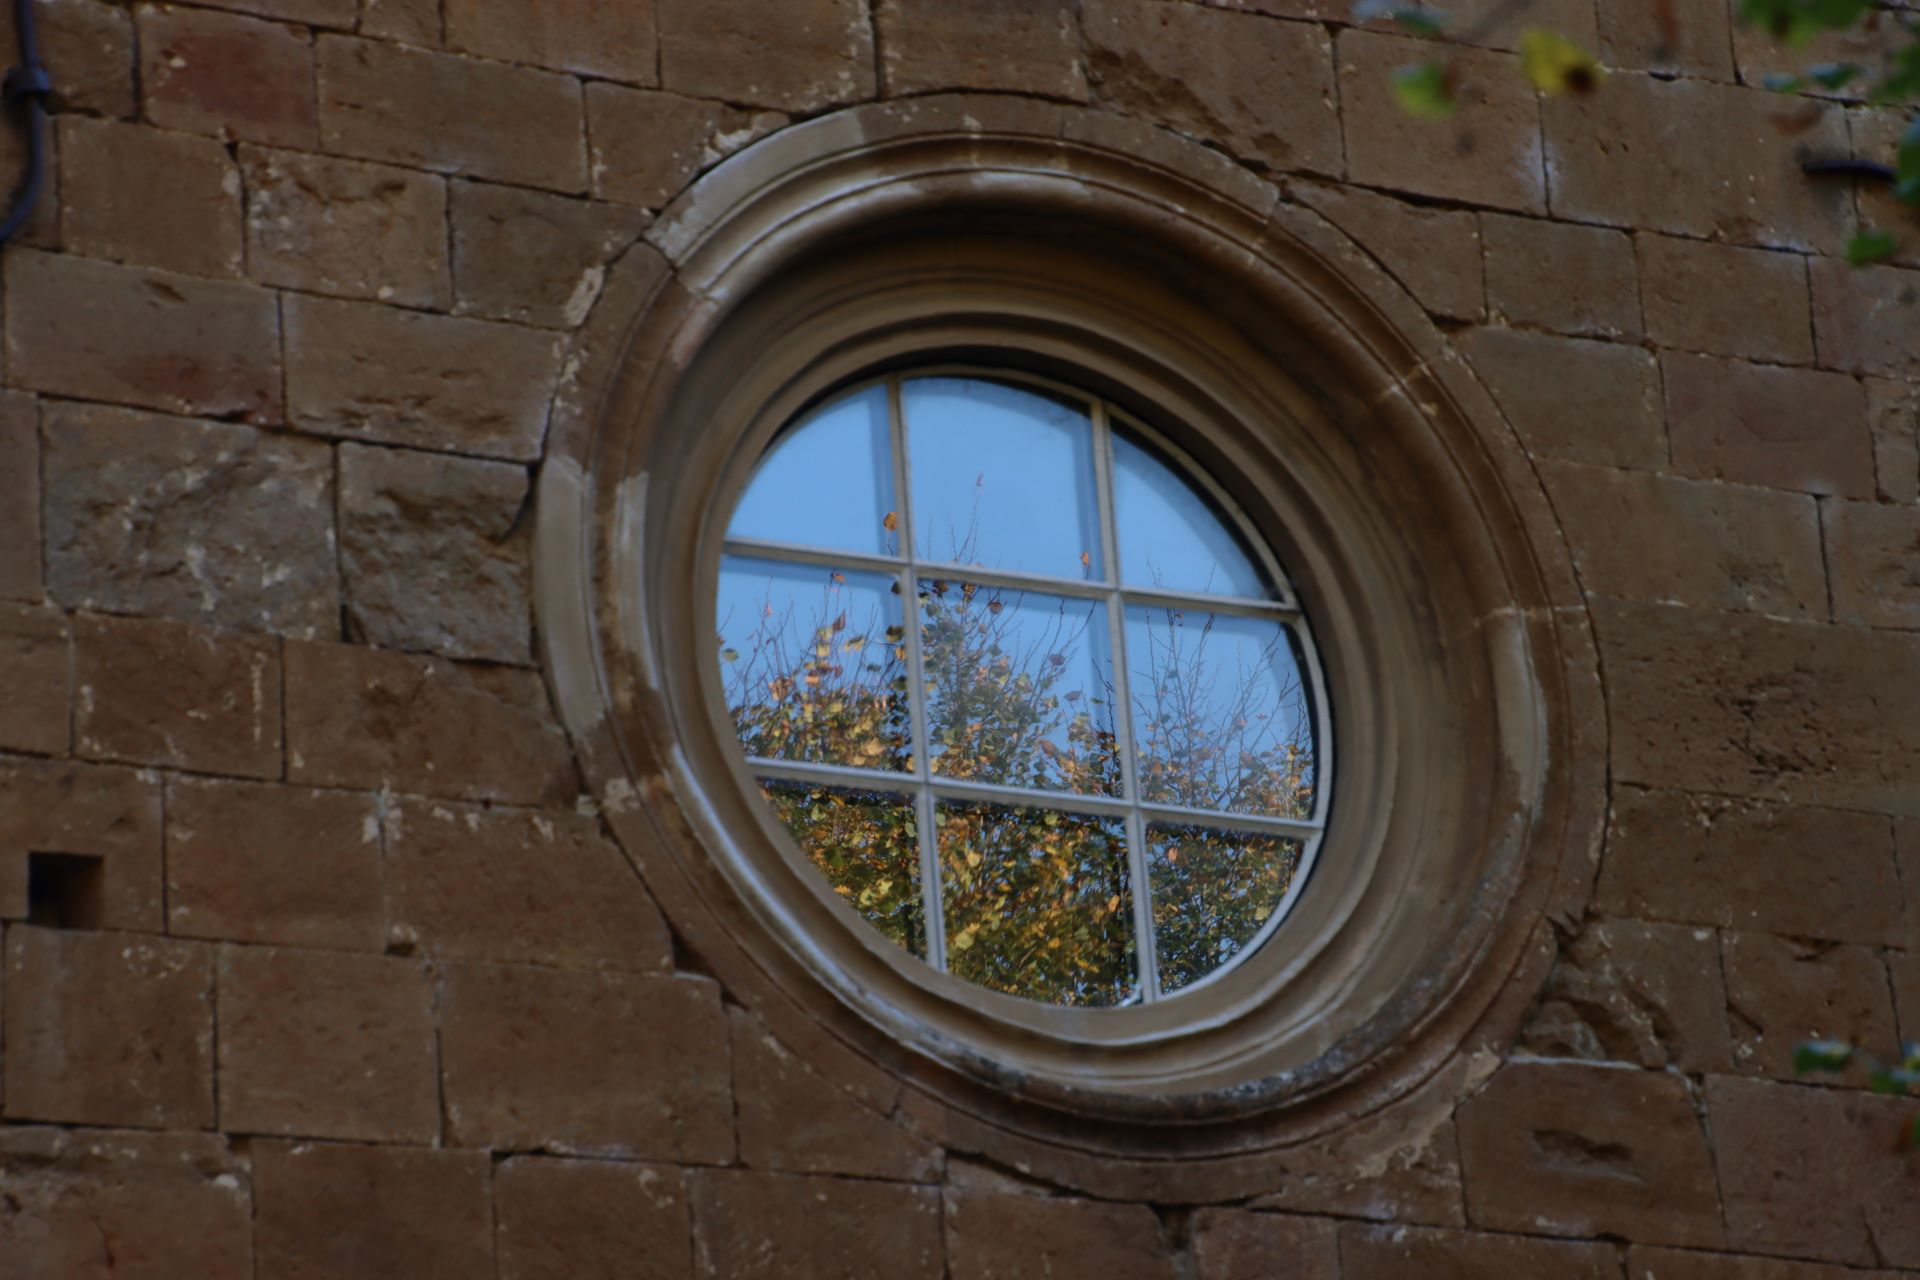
[1147,824,1301,994]
[760,779,926,957]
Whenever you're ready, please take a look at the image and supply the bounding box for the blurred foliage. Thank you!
[1795,1038,1920,1148]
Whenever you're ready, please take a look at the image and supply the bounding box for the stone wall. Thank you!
[0,1,1916,1276]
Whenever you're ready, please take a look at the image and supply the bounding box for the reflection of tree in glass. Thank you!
[760,781,924,957]
[1148,825,1300,994]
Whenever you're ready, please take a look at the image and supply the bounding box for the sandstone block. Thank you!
[1085,0,1338,176]
[1708,1074,1920,1267]
[285,640,577,806]
[1598,788,1906,945]
[385,798,672,971]
[586,84,783,211]
[1245,1073,1465,1225]
[690,1170,942,1280]
[0,1128,251,1280]
[1734,16,1907,104]
[243,146,450,307]
[0,605,66,756]
[1456,1061,1723,1246]
[1891,951,1918,1045]
[0,391,37,601]
[0,759,163,929]
[138,4,317,149]
[1340,1224,1625,1280]
[1191,1210,1338,1280]
[285,294,564,460]
[1664,350,1873,498]
[360,0,439,44]
[1341,30,1542,211]
[1456,327,1665,469]
[338,443,531,663]
[1519,917,1731,1073]
[1903,820,1920,951]
[5,249,281,422]
[1358,0,1598,50]
[878,0,1085,100]
[254,1141,493,1280]
[1848,107,1920,272]
[1868,377,1919,504]
[3,926,214,1128]
[1598,0,1734,78]
[946,1190,1176,1280]
[1723,931,1898,1085]
[34,0,135,118]
[1629,1245,1914,1280]
[319,35,587,192]
[75,613,281,778]
[1638,235,1812,365]
[166,777,382,951]
[43,402,337,638]
[658,0,874,112]
[446,0,655,84]
[440,963,734,1160]
[178,0,354,26]
[451,180,648,326]
[1542,462,1825,617]
[1295,182,1483,321]
[1483,213,1639,338]
[1544,75,1851,253]
[1812,255,1920,379]
[1826,499,1920,630]
[731,1006,939,1181]
[496,1156,692,1280]
[1595,599,1920,815]
[218,946,439,1142]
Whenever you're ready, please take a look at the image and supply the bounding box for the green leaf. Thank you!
[1352,0,1449,35]
[1520,28,1608,96]
[1763,71,1806,92]
[1807,61,1866,90]
[1390,61,1457,118]
[1846,229,1898,266]
[1793,1038,1856,1074]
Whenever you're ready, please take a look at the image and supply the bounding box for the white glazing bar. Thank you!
[1093,401,1160,1003]
[889,375,948,973]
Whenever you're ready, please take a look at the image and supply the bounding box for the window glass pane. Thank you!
[1124,607,1316,819]
[730,383,898,556]
[937,800,1136,1007]
[1147,824,1302,994]
[1112,429,1271,600]
[920,580,1120,797]
[761,780,924,957]
[905,377,1102,578]
[718,556,911,772]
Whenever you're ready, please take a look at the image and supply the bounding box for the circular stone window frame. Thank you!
[536,95,1605,1196]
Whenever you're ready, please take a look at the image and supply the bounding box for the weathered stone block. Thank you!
[75,613,282,779]
[1295,182,1483,321]
[166,777,382,951]
[218,946,439,1142]
[690,1170,942,1280]
[243,146,450,307]
[1340,1224,1625,1280]
[1664,350,1873,498]
[1638,235,1812,365]
[1456,327,1665,469]
[1191,1210,1338,1280]
[1868,377,1919,504]
[1891,951,1918,1048]
[451,180,647,326]
[879,0,1085,100]
[40,0,136,119]
[1085,0,1338,176]
[0,391,38,601]
[1341,31,1542,211]
[0,604,66,757]
[1812,255,1920,379]
[5,249,282,422]
[1724,931,1898,1085]
[385,798,672,972]
[1246,1071,1465,1226]
[731,1006,939,1181]
[1826,499,1920,630]
[3,926,214,1129]
[1519,917,1731,1073]
[254,1141,493,1280]
[360,0,439,44]
[43,402,337,638]
[0,759,163,929]
[1594,600,1920,815]
[178,0,355,26]
[440,963,734,1160]
[586,84,783,212]
[138,4,317,149]
[285,294,563,460]
[1598,788,1906,945]
[946,1190,1176,1280]
[496,1156,692,1280]
[658,0,874,112]
[0,1128,251,1280]
[446,0,655,84]
[1708,1075,1920,1268]
[1483,213,1639,338]
[338,442,531,663]
[1598,0,1734,78]
[284,640,578,806]
[1629,1245,1914,1280]
[1456,1062,1723,1247]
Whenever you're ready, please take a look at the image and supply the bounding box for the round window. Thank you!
[715,369,1330,1007]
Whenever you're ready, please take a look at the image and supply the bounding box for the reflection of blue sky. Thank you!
[1123,608,1315,816]
[905,378,1102,577]
[1112,430,1271,600]
[731,384,895,555]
